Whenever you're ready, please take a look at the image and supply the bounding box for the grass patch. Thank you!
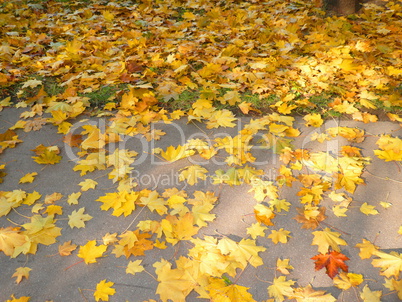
[80,85,120,108]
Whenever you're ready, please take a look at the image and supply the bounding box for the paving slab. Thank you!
[0,107,401,301]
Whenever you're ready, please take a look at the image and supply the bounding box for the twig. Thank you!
[320,221,351,236]
[365,169,402,184]
[64,259,84,271]
[78,288,89,302]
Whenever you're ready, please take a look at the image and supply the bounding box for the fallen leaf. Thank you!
[94,279,116,302]
[58,241,77,256]
[78,240,107,264]
[311,251,350,279]
[12,267,31,284]
[68,207,93,228]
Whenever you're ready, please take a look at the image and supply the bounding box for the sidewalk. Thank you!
[0,107,401,301]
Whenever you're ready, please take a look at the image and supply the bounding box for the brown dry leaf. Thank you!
[58,241,77,256]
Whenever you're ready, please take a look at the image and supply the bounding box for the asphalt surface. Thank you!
[0,107,401,301]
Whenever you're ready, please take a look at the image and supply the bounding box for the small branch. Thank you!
[365,169,402,184]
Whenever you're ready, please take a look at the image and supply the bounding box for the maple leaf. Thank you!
[311,251,350,279]
[207,277,257,302]
[311,228,347,254]
[94,279,116,302]
[44,192,63,204]
[67,192,81,205]
[68,207,93,228]
[276,258,294,275]
[360,284,382,302]
[212,168,241,186]
[206,109,237,129]
[139,191,167,215]
[246,222,267,239]
[355,239,379,259]
[32,149,62,164]
[268,276,295,301]
[159,145,195,162]
[79,179,98,191]
[44,205,63,216]
[371,250,402,278]
[78,240,107,264]
[63,133,83,147]
[290,284,336,301]
[254,203,276,226]
[12,267,31,284]
[19,172,38,184]
[333,272,363,290]
[178,165,208,185]
[126,259,145,275]
[154,259,196,302]
[303,113,323,127]
[5,294,30,302]
[360,202,379,216]
[22,215,62,247]
[268,228,292,244]
[58,241,77,256]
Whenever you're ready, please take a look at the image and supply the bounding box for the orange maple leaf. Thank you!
[311,251,349,279]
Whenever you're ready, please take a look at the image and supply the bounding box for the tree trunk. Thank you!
[337,0,359,14]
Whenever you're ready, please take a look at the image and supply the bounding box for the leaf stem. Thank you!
[64,259,85,271]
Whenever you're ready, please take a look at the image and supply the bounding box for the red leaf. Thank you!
[311,251,349,279]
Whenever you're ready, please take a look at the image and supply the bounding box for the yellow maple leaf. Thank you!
[126,259,145,275]
[139,191,167,215]
[81,125,106,150]
[191,204,216,227]
[94,279,116,302]
[268,228,292,244]
[154,259,196,302]
[78,240,107,264]
[19,172,38,184]
[21,79,42,89]
[360,284,382,302]
[207,277,257,302]
[268,276,295,301]
[67,192,81,205]
[12,267,31,284]
[206,109,237,129]
[102,10,114,22]
[311,228,347,254]
[374,149,402,162]
[290,284,336,301]
[22,215,62,246]
[304,113,323,127]
[254,203,276,226]
[0,227,27,256]
[5,294,30,302]
[360,202,379,216]
[246,222,267,239]
[332,205,348,217]
[68,207,93,228]
[32,149,62,164]
[371,251,402,278]
[79,179,98,191]
[96,191,137,217]
[178,165,208,186]
[44,205,63,216]
[102,233,118,245]
[160,145,195,162]
[231,238,267,268]
[333,272,363,290]
[276,258,294,275]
